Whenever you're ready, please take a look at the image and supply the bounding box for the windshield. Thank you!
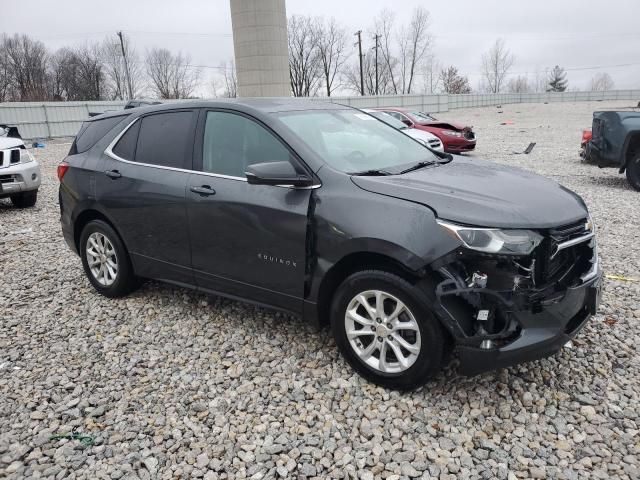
[367,111,408,130]
[277,110,436,173]
[410,111,437,122]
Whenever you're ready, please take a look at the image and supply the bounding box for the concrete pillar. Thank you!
[230,0,290,97]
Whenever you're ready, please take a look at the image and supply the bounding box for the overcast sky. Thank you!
[2,0,639,96]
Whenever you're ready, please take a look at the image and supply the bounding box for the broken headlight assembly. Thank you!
[437,220,543,255]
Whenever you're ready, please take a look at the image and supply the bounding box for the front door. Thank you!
[186,110,311,313]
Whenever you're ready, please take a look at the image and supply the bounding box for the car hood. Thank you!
[351,156,588,229]
[0,136,24,150]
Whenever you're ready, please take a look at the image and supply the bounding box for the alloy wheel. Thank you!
[344,290,421,374]
[86,232,118,287]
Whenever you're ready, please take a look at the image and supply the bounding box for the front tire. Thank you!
[11,190,37,208]
[626,154,640,191]
[79,220,140,297]
[330,270,446,390]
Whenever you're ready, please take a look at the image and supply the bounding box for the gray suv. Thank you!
[58,99,602,390]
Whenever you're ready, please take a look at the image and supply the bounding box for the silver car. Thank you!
[0,126,41,207]
[363,109,444,152]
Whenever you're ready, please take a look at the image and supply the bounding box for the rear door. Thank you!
[97,109,197,285]
[185,109,312,312]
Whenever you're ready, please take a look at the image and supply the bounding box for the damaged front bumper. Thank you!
[427,224,602,376]
[455,268,601,375]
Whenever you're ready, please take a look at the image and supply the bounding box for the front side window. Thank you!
[278,110,436,173]
[202,111,290,177]
[135,111,194,169]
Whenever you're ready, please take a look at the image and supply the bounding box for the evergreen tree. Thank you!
[547,65,568,92]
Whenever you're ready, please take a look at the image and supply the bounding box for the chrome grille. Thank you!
[534,219,594,286]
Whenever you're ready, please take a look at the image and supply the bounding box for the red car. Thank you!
[375,107,476,153]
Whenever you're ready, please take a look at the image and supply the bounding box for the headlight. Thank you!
[20,148,34,163]
[441,130,462,137]
[438,220,543,255]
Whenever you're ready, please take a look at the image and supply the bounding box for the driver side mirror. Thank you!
[401,119,413,127]
[245,161,314,188]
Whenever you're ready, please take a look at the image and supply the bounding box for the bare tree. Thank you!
[288,15,323,97]
[547,65,568,92]
[439,66,471,94]
[481,38,514,93]
[102,36,143,100]
[316,18,347,97]
[397,6,431,94]
[146,48,200,99]
[0,36,13,101]
[344,51,394,95]
[507,75,531,93]
[221,60,237,98]
[533,68,549,93]
[589,72,614,91]
[48,45,105,101]
[3,34,49,101]
[374,9,399,94]
[420,54,441,94]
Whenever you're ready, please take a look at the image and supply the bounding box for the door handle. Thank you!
[104,169,122,179]
[190,185,216,196]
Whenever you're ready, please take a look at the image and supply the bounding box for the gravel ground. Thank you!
[1,101,639,480]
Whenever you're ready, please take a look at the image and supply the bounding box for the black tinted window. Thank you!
[112,121,140,160]
[202,111,290,177]
[135,111,194,168]
[75,115,126,153]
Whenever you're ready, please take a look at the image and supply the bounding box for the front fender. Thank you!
[306,183,459,303]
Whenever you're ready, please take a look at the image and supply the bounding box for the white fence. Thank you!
[2,90,639,140]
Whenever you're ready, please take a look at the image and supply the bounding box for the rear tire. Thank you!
[626,154,640,191]
[79,220,141,297]
[11,190,37,208]
[330,270,446,390]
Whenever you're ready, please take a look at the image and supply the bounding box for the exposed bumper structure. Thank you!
[428,218,602,376]
[457,269,601,375]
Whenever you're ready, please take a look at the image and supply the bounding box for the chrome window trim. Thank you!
[104,115,321,188]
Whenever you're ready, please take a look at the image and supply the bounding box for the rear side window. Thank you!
[135,111,194,169]
[112,121,140,161]
[74,115,126,153]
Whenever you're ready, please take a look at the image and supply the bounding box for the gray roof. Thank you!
[92,97,347,121]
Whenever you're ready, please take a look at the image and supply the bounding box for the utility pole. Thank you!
[373,34,381,95]
[117,31,134,100]
[354,30,364,96]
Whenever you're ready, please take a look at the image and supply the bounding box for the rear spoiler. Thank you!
[0,124,22,139]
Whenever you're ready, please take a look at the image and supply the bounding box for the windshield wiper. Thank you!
[396,160,436,174]
[350,169,392,176]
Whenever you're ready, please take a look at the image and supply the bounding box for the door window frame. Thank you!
[105,109,198,172]
[192,108,316,184]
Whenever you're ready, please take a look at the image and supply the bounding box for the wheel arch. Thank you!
[314,251,426,330]
[73,208,124,253]
[621,131,640,172]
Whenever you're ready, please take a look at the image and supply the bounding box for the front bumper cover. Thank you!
[0,159,41,198]
[456,269,602,376]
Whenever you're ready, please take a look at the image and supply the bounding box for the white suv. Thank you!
[0,126,41,207]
